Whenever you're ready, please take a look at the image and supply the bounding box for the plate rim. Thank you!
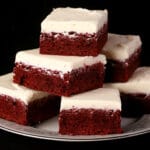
[0,115,150,142]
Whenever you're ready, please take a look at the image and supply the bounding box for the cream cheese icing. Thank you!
[104,67,150,95]
[102,33,142,61]
[60,88,121,110]
[41,7,108,34]
[0,73,49,105]
[15,48,106,73]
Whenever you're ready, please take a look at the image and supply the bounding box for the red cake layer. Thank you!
[0,94,60,125]
[105,48,141,82]
[13,63,105,96]
[59,108,122,135]
[40,23,108,56]
[121,93,150,117]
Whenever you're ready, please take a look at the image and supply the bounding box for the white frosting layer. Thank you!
[0,73,49,105]
[102,33,142,61]
[104,67,150,95]
[60,88,121,111]
[15,48,106,73]
[41,7,108,34]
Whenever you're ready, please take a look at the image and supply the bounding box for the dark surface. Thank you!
[0,0,150,148]
[0,129,150,149]
[0,0,149,75]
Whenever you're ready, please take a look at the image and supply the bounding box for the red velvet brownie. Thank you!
[104,67,150,117]
[0,73,60,125]
[102,33,142,82]
[13,48,106,96]
[59,88,122,135]
[40,7,108,56]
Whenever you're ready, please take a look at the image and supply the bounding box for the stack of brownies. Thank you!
[0,7,147,136]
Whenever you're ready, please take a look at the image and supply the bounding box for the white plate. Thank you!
[0,115,150,142]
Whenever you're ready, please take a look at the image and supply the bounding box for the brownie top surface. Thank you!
[15,48,106,73]
[0,73,49,104]
[61,88,121,110]
[41,7,108,33]
[102,33,142,61]
[104,67,150,94]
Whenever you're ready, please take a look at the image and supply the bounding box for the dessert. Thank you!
[59,88,122,135]
[40,7,108,56]
[102,33,142,82]
[13,48,106,96]
[104,67,150,116]
[0,73,60,125]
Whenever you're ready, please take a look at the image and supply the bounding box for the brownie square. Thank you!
[104,67,150,117]
[40,7,108,56]
[13,49,106,96]
[59,88,122,135]
[0,73,60,125]
[102,33,142,82]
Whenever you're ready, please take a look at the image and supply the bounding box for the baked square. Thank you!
[102,33,142,82]
[0,73,60,125]
[104,67,150,116]
[13,48,106,96]
[59,88,122,135]
[40,7,108,56]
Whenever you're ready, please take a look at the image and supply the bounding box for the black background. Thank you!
[0,129,150,149]
[0,0,149,75]
[0,0,150,148]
